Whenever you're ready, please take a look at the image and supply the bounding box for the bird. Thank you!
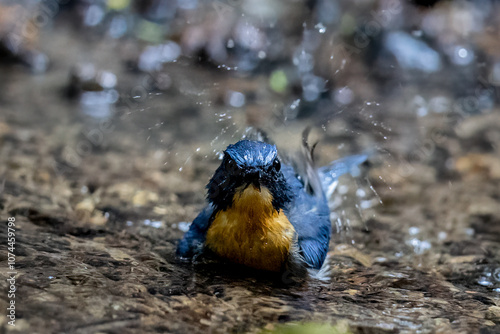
[176,132,368,275]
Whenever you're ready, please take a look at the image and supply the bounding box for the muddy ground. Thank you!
[1,7,500,334]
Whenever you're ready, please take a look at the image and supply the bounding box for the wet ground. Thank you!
[1,2,500,333]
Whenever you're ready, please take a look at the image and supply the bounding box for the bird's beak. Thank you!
[252,180,261,192]
[246,170,262,192]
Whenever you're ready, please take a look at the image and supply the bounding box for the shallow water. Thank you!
[1,2,500,333]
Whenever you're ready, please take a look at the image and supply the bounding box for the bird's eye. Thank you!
[272,158,281,172]
[225,158,239,173]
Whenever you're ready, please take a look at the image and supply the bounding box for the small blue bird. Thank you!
[176,134,367,274]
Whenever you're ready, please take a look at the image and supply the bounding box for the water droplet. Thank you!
[301,74,326,102]
[138,42,181,72]
[315,22,326,33]
[411,30,423,37]
[150,221,163,228]
[356,188,366,198]
[288,99,300,110]
[225,90,245,107]
[407,238,431,254]
[451,46,474,66]
[478,277,493,287]
[293,49,314,73]
[438,231,447,240]
[84,4,104,26]
[177,222,191,232]
[385,31,441,73]
[408,227,420,235]
[333,87,353,105]
[338,185,349,195]
[493,268,500,281]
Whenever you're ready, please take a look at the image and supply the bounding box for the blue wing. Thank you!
[176,205,214,258]
[282,154,369,270]
[282,164,331,269]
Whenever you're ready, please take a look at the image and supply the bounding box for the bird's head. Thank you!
[207,140,293,212]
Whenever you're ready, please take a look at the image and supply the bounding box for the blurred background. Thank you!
[1,0,500,333]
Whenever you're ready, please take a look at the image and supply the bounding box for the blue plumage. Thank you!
[280,163,331,269]
[225,140,277,168]
[176,139,367,273]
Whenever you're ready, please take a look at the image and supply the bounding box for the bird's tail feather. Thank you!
[319,153,370,199]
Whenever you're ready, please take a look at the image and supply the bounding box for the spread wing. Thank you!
[283,154,369,269]
[176,205,214,259]
[281,129,370,270]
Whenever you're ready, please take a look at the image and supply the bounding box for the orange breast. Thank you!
[205,185,296,272]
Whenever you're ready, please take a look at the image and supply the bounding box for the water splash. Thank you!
[143,219,163,228]
[478,267,500,288]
